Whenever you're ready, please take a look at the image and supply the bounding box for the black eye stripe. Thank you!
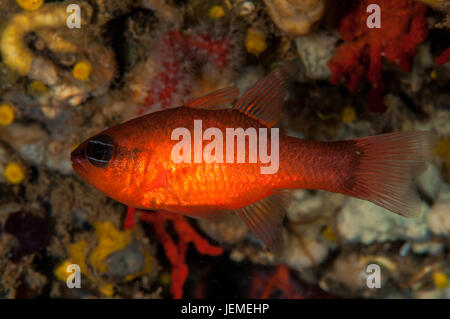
[87,140,113,147]
[85,135,114,167]
[86,157,110,163]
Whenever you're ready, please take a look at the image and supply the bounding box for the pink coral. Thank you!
[140,30,232,115]
[328,0,428,112]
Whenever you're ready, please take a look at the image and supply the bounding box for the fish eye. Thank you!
[85,135,114,167]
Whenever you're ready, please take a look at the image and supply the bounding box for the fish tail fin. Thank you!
[344,131,437,218]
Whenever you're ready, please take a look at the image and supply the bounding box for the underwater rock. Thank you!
[0,123,48,166]
[236,66,265,95]
[287,190,326,221]
[411,241,445,254]
[432,109,450,136]
[282,229,330,271]
[0,122,73,174]
[418,164,444,199]
[105,239,145,278]
[46,141,73,175]
[427,200,450,237]
[0,202,22,217]
[295,32,338,80]
[414,287,450,299]
[0,3,89,77]
[320,252,368,295]
[235,0,257,19]
[337,198,430,244]
[320,251,393,297]
[0,2,115,108]
[414,0,450,9]
[142,0,182,25]
[283,189,341,271]
[263,0,326,35]
[196,215,248,245]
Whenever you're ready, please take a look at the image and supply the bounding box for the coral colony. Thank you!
[125,208,223,299]
[328,0,428,112]
[141,30,232,114]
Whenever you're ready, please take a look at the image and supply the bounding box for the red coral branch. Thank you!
[250,265,336,299]
[250,265,303,299]
[124,207,223,298]
[328,0,428,112]
[435,47,450,65]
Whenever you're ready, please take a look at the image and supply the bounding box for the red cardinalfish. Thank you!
[71,63,436,251]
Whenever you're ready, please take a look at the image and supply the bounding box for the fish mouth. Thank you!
[71,146,87,176]
[71,157,87,176]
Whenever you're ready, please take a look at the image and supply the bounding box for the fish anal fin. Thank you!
[232,63,298,127]
[185,87,239,110]
[235,190,291,252]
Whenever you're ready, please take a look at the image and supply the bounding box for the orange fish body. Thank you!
[71,63,436,250]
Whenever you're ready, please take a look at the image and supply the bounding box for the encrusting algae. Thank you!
[89,221,132,273]
[341,106,356,124]
[55,221,155,296]
[432,271,449,289]
[262,0,326,35]
[321,225,338,243]
[436,138,450,158]
[208,5,226,19]
[0,103,15,126]
[72,61,93,82]
[16,0,44,11]
[27,80,49,95]
[4,162,25,184]
[1,3,81,76]
[54,260,74,282]
[245,27,267,56]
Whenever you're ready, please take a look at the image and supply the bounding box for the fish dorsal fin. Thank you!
[232,63,295,127]
[185,87,240,109]
[235,190,291,252]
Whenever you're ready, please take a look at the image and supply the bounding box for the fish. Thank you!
[71,62,437,252]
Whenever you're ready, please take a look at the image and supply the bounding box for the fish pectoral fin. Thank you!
[232,62,298,127]
[234,190,292,253]
[185,87,240,109]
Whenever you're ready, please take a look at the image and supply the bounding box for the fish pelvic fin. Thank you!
[344,131,438,218]
[185,87,239,109]
[232,62,298,127]
[234,190,292,253]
